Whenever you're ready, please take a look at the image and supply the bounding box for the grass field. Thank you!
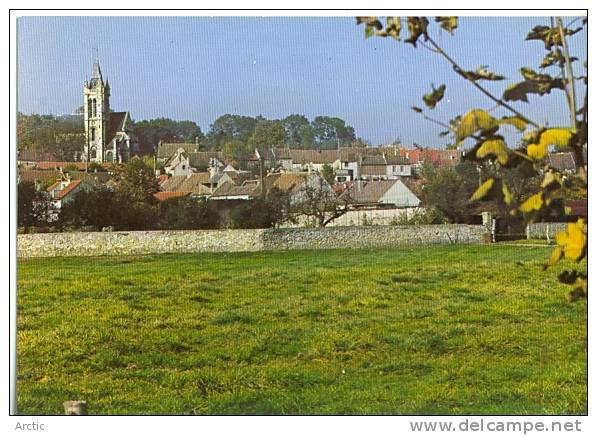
[16,245,586,415]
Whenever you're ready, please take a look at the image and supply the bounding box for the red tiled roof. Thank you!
[18,150,58,162]
[51,180,83,200]
[18,169,62,183]
[35,161,87,170]
[153,191,191,201]
[567,199,587,218]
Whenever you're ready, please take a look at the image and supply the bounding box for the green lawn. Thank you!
[16,245,586,415]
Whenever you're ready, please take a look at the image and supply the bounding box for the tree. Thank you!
[421,161,480,223]
[205,114,257,149]
[59,185,121,231]
[157,196,219,230]
[291,178,351,227]
[311,116,356,148]
[248,119,287,149]
[111,157,159,204]
[18,181,53,232]
[134,118,203,154]
[320,164,336,185]
[356,16,587,299]
[282,114,311,148]
[229,188,291,229]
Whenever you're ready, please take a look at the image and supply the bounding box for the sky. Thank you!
[17,15,587,147]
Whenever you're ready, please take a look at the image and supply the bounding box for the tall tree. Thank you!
[311,116,356,148]
[282,114,311,148]
[248,119,287,149]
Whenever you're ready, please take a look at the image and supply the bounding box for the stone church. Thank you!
[82,61,138,163]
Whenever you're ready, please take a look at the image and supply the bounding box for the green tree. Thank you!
[205,114,257,149]
[18,181,53,232]
[320,164,336,185]
[157,196,219,230]
[134,118,203,154]
[421,161,480,223]
[248,119,287,149]
[311,116,356,148]
[229,188,291,229]
[282,114,311,147]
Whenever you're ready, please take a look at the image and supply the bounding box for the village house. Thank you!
[44,178,91,221]
[329,179,421,226]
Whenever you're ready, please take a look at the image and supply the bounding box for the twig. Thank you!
[424,35,541,129]
[556,17,578,128]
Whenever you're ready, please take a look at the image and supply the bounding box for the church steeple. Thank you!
[84,59,110,163]
[92,60,103,82]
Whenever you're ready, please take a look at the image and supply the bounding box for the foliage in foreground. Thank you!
[357,16,587,300]
[17,246,586,415]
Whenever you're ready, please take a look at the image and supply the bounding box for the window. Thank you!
[91,128,95,141]
[92,99,97,117]
[87,98,93,117]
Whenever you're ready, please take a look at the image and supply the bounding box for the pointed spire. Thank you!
[92,60,103,81]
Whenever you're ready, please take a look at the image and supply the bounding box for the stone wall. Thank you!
[17,224,486,258]
[526,222,568,240]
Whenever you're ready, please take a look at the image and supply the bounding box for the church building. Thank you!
[82,60,138,163]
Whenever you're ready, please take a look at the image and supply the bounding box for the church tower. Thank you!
[83,60,110,163]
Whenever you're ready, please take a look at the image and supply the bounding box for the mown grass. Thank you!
[16,245,586,415]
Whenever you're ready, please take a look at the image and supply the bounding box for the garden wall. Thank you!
[526,222,568,240]
[17,224,486,258]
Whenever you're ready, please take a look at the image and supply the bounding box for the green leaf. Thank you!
[411,106,423,113]
[422,84,445,109]
[540,49,577,68]
[405,17,429,47]
[435,16,458,34]
[458,65,505,81]
[502,68,566,102]
[526,25,582,50]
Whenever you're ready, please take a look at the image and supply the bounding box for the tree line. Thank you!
[18,112,363,160]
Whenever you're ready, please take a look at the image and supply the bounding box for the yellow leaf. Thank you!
[456,109,498,142]
[476,138,510,164]
[527,142,548,159]
[538,128,576,148]
[556,218,586,261]
[519,192,543,212]
[470,178,494,201]
[502,182,512,205]
[541,170,562,188]
[548,246,563,266]
[499,116,528,131]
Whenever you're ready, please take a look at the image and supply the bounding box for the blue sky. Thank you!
[17,16,586,147]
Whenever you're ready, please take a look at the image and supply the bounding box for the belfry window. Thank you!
[88,98,93,117]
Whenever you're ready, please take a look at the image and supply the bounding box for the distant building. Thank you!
[82,60,138,163]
